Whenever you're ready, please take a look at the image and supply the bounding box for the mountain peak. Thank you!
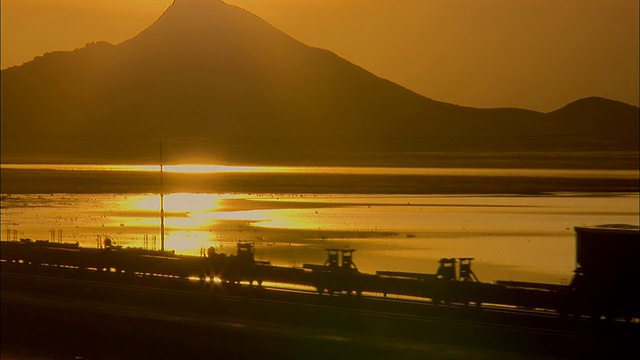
[549,96,639,116]
[133,0,228,37]
[163,0,227,19]
[171,0,224,5]
[122,0,291,53]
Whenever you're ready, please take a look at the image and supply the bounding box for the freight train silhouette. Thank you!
[2,224,638,321]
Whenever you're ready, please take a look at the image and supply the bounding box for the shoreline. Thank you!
[2,150,639,171]
[1,168,638,195]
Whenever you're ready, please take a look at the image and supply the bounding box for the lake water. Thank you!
[2,183,638,284]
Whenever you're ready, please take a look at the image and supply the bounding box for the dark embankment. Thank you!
[3,268,638,360]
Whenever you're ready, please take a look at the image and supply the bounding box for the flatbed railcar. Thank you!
[1,224,638,321]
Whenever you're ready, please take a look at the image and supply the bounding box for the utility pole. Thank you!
[160,139,165,252]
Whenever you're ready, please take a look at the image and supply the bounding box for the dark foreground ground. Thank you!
[2,267,639,360]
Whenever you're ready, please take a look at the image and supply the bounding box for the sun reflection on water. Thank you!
[163,231,220,255]
[126,193,224,212]
[120,193,234,254]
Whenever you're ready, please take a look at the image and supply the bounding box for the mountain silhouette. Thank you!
[1,0,638,165]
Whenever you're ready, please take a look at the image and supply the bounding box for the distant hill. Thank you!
[1,0,638,166]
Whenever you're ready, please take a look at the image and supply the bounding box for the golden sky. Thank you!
[2,0,637,111]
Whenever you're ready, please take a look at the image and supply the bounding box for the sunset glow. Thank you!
[1,0,637,356]
[163,164,291,174]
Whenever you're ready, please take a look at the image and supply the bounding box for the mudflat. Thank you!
[1,168,638,195]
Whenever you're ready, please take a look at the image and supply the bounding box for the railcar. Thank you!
[560,224,640,320]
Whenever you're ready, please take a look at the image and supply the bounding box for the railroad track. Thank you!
[0,265,627,327]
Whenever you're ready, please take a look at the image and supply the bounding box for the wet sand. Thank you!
[2,170,638,285]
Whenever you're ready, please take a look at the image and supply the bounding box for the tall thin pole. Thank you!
[160,139,165,252]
